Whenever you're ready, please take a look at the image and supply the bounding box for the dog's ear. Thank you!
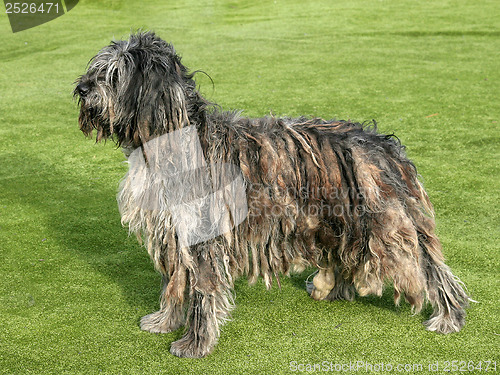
[111,57,145,147]
[138,62,190,141]
[114,52,190,147]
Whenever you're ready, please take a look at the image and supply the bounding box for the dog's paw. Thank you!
[424,311,465,334]
[140,311,183,334]
[326,283,356,302]
[170,333,215,358]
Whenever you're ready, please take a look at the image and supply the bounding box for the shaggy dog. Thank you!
[74,31,470,358]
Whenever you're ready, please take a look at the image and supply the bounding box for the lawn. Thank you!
[0,0,498,374]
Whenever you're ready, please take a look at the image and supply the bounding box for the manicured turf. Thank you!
[1,0,498,373]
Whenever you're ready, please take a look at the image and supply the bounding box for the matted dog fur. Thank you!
[74,31,470,358]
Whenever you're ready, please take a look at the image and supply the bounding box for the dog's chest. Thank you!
[117,135,248,249]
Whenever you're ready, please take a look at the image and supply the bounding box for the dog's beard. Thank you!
[78,101,112,141]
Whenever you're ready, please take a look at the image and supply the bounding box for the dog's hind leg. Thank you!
[307,265,355,301]
[308,267,335,301]
[352,205,428,312]
[326,266,356,301]
[140,266,187,334]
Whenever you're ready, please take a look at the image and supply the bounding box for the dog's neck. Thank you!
[121,145,135,159]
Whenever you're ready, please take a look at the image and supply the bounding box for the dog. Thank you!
[74,31,470,358]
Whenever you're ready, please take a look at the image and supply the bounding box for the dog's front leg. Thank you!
[170,289,220,358]
[140,265,187,334]
[170,245,233,358]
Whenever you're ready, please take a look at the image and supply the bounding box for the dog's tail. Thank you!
[422,247,471,333]
[412,188,471,333]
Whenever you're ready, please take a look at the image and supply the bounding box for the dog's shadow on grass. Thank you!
[10,149,163,315]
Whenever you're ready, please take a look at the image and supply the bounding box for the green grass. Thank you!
[1,0,499,373]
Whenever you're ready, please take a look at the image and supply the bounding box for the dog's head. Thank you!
[74,31,204,147]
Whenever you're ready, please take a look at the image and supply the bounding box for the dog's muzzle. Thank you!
[76,82,90,98]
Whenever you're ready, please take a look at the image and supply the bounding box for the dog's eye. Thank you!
[97,70,118,87]
[90,72,106,85]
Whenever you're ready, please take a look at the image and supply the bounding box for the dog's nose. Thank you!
[77,82,90,97]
